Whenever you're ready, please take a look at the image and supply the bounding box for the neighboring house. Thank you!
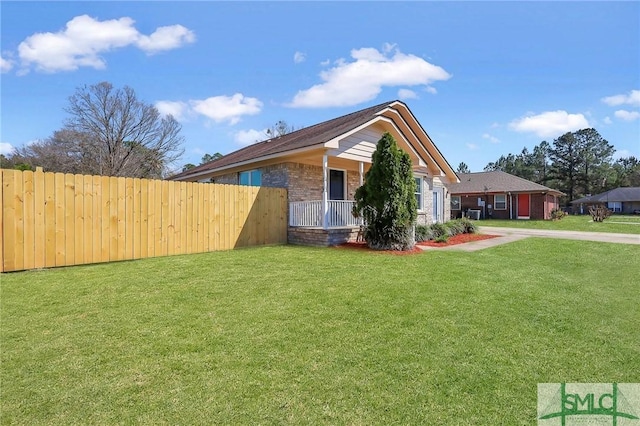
[570,187,640,214]
[170,100,459,246]
[448,171,564,220]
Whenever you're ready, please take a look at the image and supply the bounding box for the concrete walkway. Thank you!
[419,226,640,252]
[478,226,640,245]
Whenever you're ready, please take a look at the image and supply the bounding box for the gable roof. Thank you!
[170,100,457,181]
[448,171,564,195]
[570,187,640,204]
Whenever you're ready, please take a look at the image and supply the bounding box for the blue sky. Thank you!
[1,1,639,173]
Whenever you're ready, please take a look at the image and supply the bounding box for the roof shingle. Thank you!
[170,100,396,179]
[449,171,563,195]
[571,187,640,203]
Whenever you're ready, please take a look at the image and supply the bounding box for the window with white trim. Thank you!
[494,194,507,210]
[414,177,423,210]
[451,195,461,210]
[607,201,621,213]
[239,169,262,186]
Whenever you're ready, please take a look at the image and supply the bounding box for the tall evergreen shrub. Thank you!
[353,132,417,250]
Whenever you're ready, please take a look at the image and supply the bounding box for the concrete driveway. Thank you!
[478,226,640,245]
[419,226,640,252]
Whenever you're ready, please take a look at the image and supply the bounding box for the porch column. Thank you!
[359,161,364,187]
[322,154,328,230]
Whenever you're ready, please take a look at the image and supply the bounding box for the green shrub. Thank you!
[550,208,567,221]
[459,217,477,233]
[445,220,465,236]
[429,222,448,239]
[415,219,476,243]
[434,234,449,243]
[415,224,433,242]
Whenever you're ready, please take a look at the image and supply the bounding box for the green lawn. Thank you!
[2,241,639,424]
[478,214,640,234]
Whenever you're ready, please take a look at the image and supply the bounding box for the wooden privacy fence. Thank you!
[1,169,288,272]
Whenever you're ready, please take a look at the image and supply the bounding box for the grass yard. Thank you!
[2,240,639,424]
[478,214,640,234]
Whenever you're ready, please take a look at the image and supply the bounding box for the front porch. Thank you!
[289,200,362,228]
[288,200,362,246]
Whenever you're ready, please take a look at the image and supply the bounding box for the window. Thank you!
[329,169,345,200]
[494,194,507,210]
[451,195,461,210]
[239,169,261,186]
[608,201,622,213]
[414,177,423,210]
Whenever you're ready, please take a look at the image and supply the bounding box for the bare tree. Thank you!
[264,120,296,139]
[10,129,98,174]
[61,82,184,177]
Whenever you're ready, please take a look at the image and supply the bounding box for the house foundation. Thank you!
[288,226,361,247]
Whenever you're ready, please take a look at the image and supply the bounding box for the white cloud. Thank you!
[190,93,262,125]
[288,45,451,108]
[16,15,194,73]
[614,110,640,121]
[0,142,15,155]
[234,129,267,146]
[293,51,306,64]
[320,59,330,66]
[1,55,13,73]
[397,88,418,100]
[509,110,590,138]
[136,24,195,54]
[601,90,640,107]
[603,116,612,125]
[155,100,189,121]
[424,86,437,95]
[482,133,500,144]
[466,143,479,150]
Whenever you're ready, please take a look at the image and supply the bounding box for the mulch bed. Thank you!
[335,233,500,255]
[417,233,500,247]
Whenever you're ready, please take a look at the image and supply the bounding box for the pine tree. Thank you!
[574,128,615,196]
[456,162,471,174]
[353,132,417,250]
[549,132,580,202]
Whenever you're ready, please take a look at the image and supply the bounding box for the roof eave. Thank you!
[172,144,327,180]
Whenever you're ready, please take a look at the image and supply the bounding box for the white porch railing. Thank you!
[289,200,362,228]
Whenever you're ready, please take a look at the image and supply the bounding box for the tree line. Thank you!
[481,128,639,204]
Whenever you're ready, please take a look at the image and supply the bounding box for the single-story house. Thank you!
[447,171,564,220]
[570,187,640,214]
[170,100,459,246]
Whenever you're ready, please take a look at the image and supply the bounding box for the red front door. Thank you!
[518,194,530,218]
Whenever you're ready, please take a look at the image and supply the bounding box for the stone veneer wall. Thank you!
[286,163,323,202]
[213,173,238,185]
[261,163,289,188]
[346,170,361,200]
[286,163,362,203]
[288,227,361,247]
